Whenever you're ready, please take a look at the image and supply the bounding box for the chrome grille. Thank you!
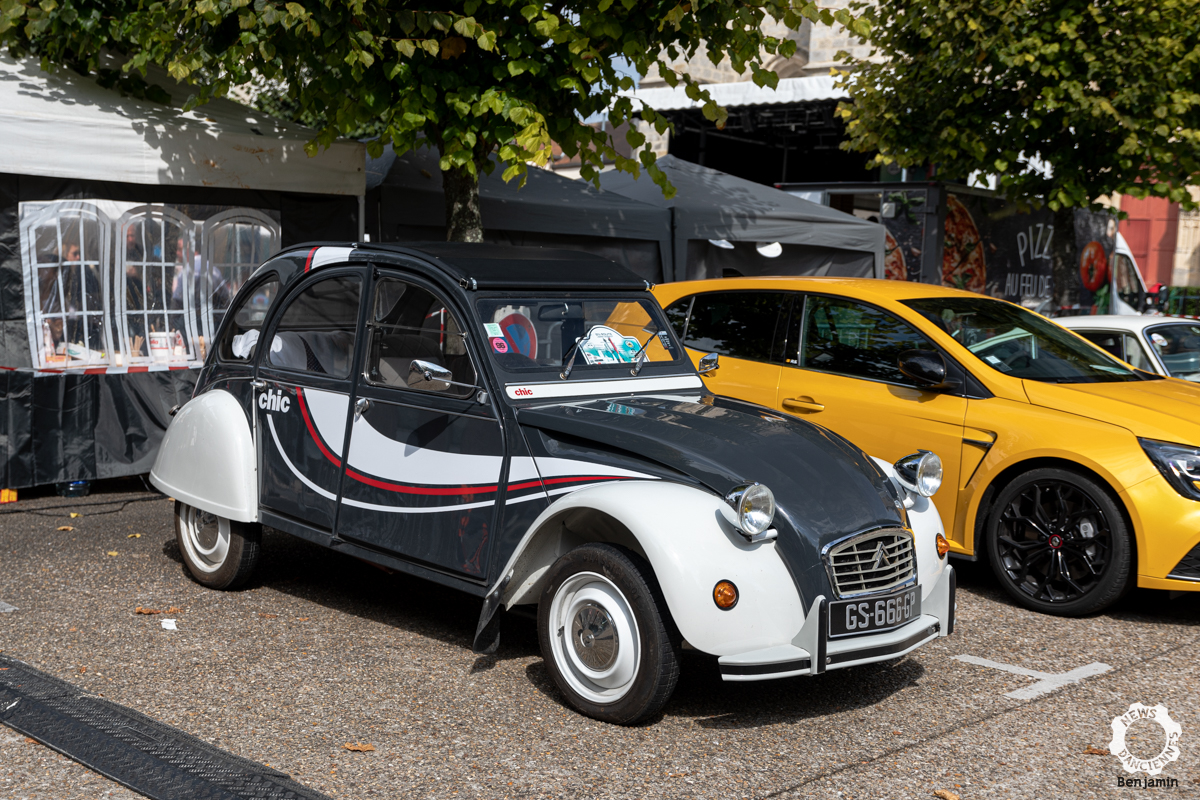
[824,528,915,598]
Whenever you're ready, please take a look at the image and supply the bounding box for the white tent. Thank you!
[0,54,364,196]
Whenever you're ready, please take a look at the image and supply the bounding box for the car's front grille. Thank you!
[1168,541,1200,581]
[824,528,916,598]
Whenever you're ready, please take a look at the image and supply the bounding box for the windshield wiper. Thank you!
[628,329,659,376]
[559,325,604,380]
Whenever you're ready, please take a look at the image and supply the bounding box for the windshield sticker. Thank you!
[1151,333,1169,348]
[491,337,509,354]
[484,322,503,338]
[498,312,538,358]
[984,355,1002,365]
[578,326,644,365]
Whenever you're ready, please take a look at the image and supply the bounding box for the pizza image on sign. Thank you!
[942,195,986,293]
[884,231,907,281]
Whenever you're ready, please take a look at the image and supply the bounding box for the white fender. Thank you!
[872,457,947,601]
[496,481,804,657]
[150,390,258,522]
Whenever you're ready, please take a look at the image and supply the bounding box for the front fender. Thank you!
[872,457,947,602]
[149,389,258,522]
[492,481,804,657]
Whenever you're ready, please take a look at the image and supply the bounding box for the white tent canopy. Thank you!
[0,55,364,196]
[627,75,847,112]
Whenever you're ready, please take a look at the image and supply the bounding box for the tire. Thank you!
[174,500,261,590]
[537,543,680,725]
[986,468,1132,616]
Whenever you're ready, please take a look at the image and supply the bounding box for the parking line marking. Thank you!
[952,655,1112,699]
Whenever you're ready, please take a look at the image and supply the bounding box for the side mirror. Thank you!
[698,352,719,375]
[897,350,961,392]
[408,358,454,392]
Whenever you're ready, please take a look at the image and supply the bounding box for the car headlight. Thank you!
[1140,438,1200,501]
[894,451,942,497]
[724,482,776,539]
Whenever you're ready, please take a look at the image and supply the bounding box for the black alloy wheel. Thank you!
[986,467,1132,616]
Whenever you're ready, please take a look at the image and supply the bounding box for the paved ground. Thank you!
[0,481,1197,799]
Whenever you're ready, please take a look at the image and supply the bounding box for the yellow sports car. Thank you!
[654,277,1200,615]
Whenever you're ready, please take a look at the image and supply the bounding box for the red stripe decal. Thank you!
[304,246,319,272]
[294,388,342,467]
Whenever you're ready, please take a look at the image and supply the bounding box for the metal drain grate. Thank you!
[0,655,330,800]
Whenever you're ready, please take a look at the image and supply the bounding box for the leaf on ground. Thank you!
[78,666,86,673]
[106,551,118,557]
[57,526,74,531]
[260,613,278,619]
[1083,746,1109,755]
[343,742,376,752]
[70,512,81,518]
[166,606,181,613]
[933,791,960,800]
[24,737,37,744]
[127,533,142,539]
[297,617,309,621]
[135,606,161,615]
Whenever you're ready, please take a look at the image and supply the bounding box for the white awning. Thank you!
[0,55,364,196]
[626,75,847,112]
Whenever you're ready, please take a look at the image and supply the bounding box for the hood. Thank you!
[517,395,907,604]
[1023,377,1200,446]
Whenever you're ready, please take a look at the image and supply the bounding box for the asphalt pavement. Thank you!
[0,481,1196,799]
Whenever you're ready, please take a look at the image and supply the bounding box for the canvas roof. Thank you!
[627,75,847,112]
[0,55,364,196]
[598,155,885,280]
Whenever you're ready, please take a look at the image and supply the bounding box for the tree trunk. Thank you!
[1050,205,1078,311]
[443,163,484,243]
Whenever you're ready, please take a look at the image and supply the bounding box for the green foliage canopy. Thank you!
[1,0,868,199]
[839,0,1200,211]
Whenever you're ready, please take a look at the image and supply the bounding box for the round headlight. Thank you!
[725,482,776,536]
[894,451,943,497]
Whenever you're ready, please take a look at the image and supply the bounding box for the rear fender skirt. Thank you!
[150,389,257,522]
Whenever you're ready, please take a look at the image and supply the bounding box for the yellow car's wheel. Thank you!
[986,468,1132,616]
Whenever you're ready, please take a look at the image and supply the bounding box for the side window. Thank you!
[266,275,361,378]
[365,277,476,398]
[682,292,789,362]
[1121,333,1155,371]
[663,296,693,341]
[216,278,280,362]
[1112,254,1143,309]
[801,295,936,385]
[1076,331,1123,361]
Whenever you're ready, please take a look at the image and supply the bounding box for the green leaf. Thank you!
[397,39,416,58]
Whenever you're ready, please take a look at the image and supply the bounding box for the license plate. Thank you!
[829,587,921,638]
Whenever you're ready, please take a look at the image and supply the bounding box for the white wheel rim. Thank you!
[548,571,640,704]
[180,504,230,574]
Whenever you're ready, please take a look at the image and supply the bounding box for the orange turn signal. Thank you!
[935,533,950,558]
[713,580,739,610]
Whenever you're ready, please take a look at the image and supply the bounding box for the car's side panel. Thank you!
[149,390,257,522]
[495,481,806,657]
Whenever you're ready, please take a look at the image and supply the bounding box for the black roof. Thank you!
[284,242,653,291]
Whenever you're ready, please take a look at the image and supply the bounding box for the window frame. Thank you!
[213,272,283,367]
[200,209,282,345]
[361,272,480,400]
[21,201,113,369]
[115,206,200,366]
[257,267,367,385]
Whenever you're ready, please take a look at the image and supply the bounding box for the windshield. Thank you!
[902,297,1140,383]
[475,297,684,375]
[1146,323,1200,381]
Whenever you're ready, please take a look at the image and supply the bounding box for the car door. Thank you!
[335,269,504,579]
[663,290,794,407]
[774,293,969,527]
[254,269,365,533]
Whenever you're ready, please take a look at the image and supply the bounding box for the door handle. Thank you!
[354,397,370,418]
[250,379,266,390]
[782,396,825,412]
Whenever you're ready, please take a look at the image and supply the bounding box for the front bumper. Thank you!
[1122,477,1200,590]
[718,565,955,682]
